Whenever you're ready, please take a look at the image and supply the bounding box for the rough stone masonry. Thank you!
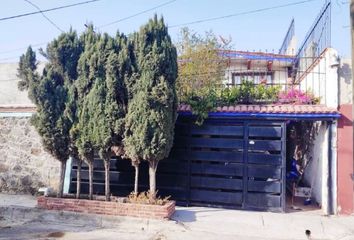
[0,117,60,194]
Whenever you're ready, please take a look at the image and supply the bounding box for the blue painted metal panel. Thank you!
[178,111,340,120]
[219,51,295,63]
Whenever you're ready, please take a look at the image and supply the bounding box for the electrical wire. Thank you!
[0,42,46,55]
[169,0,318,28]
[23,0,64,33]
[0,44,44,62]
[0,0,102,22]
[0,0,318,60]
[98,0,176,29]
[0,56,21,62]
[0,0,177,56]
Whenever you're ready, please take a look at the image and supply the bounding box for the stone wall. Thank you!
[0,116,60,194]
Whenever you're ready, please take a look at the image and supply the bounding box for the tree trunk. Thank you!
[88,161,93,200]
[76,159,82,199]
[133,163,139,195]
[104,158,110,201]
[148,161,158,200]
[58,160,67,198]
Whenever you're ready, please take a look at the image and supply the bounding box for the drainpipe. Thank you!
[63,157,72,194]
[327,120,338,215]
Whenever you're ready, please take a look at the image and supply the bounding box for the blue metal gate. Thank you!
[69,117,286,212]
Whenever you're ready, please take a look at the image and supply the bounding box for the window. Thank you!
[231,72,273,85]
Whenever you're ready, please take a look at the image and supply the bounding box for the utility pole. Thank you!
[352,0,354,114]
[351,0,354,185]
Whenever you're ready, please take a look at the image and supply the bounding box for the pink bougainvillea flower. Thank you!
[278,88,315,104]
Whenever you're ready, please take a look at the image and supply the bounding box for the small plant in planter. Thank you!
[127,191,171,205]
[252,83,280,104]
[218,80,280,105]
[183,80,282,125]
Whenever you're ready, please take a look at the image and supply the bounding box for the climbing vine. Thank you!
[287,121,320,175]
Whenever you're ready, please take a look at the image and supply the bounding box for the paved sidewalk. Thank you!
[172,207,354,240]
[0,194,354,240]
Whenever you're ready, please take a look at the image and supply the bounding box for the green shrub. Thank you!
[183,80,281,124]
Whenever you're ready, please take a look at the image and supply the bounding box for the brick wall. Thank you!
[37,196,175,220]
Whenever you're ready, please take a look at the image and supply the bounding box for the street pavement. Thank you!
[0,193,353,240]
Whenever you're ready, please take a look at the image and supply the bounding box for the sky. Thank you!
[0,0,350,63]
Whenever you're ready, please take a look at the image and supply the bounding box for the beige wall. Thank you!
[302,122,329,211]
[0,62,45,107]
[338,58,353,105]
[299,48,339,108]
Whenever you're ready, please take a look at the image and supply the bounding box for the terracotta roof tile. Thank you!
[0,104,339,115]
[234,105,242,112]
[0,106,36,113]
[253,105,261,112]
[178,104,339,115]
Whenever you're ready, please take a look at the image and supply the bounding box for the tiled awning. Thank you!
[178,104,340,120]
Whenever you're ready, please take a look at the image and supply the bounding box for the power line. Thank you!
[0,43,45,61]
[0,42,46,55]
[169,0,318,28]
[0,56,21,62]
[0,0,102,22]
[1,0,177,56]
[24,0,64,33]
[98,0,176,29]
[0,0,317,60]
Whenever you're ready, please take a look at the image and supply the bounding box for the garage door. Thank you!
[169,119,286,211]
[69,118,286,212]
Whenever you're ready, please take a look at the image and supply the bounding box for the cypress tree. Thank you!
[52,30,83,199]
[124,15,178,199]
[30,65,71,198]
[45,30,83,198]
[95,33,132,200]
[74,30,130,200]
[17,46,39,103]
[17,30,83,197]
[74,26,99,200]
[124,33,142,194]
[74,93,95,200]
[89,33,117,201]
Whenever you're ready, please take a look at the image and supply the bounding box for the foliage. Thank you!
[287,121,320,175]
[186,90,217,126]
[18,17,178,201]
[177,27,231,102]
[31,66,70,162]
[17,47,39,102]
[218,80,280,104]
[278,88,319,104]
[127,191,171,205]
[184,80,281,125]
[124,15,178,199]
[17,30,84,197]
[73,31,127,200]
